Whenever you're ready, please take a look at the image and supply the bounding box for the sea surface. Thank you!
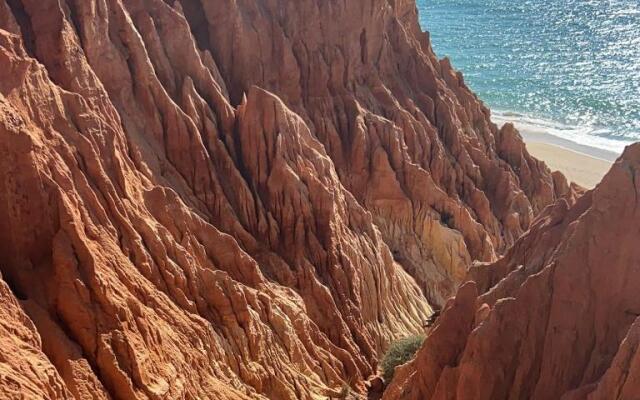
[418,0,640,155]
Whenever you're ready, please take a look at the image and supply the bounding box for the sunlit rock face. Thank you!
[0,0,567,397]
[385,144,640,400]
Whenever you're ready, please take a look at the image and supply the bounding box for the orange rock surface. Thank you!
[385,144,640,399]
[0,0,570,398]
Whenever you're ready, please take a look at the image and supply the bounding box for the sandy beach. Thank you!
[525,142,613,189]
[493,117,619,189]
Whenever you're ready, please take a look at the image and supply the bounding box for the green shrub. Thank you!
[380,335,425,383]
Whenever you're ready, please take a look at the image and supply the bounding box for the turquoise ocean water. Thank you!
[418,0,640,154]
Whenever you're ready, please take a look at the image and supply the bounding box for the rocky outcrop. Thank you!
[0,0,567,398]
[0,275,75,399]
[197,0,569,304]
[384,144,640,400]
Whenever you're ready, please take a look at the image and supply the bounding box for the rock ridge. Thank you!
[385,144,640,400]
[0,0,569,398]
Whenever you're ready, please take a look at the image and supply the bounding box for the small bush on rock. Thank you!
[381,335,425,383]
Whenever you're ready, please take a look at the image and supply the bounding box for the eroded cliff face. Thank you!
[385,144,640,400]
[195,0,570,305]
[0,0,566,398]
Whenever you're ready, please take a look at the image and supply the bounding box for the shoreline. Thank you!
[494,116,619,188]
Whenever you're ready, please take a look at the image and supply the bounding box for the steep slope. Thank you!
[0,276,77,399]
[193,0,570,304]
[0,0,566,398]
[385,144,640,400]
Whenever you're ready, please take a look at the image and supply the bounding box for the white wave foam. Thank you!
[492,110,629,160]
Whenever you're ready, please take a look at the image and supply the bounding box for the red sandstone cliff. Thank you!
[0,0,568,398]
[385,144,640,399]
